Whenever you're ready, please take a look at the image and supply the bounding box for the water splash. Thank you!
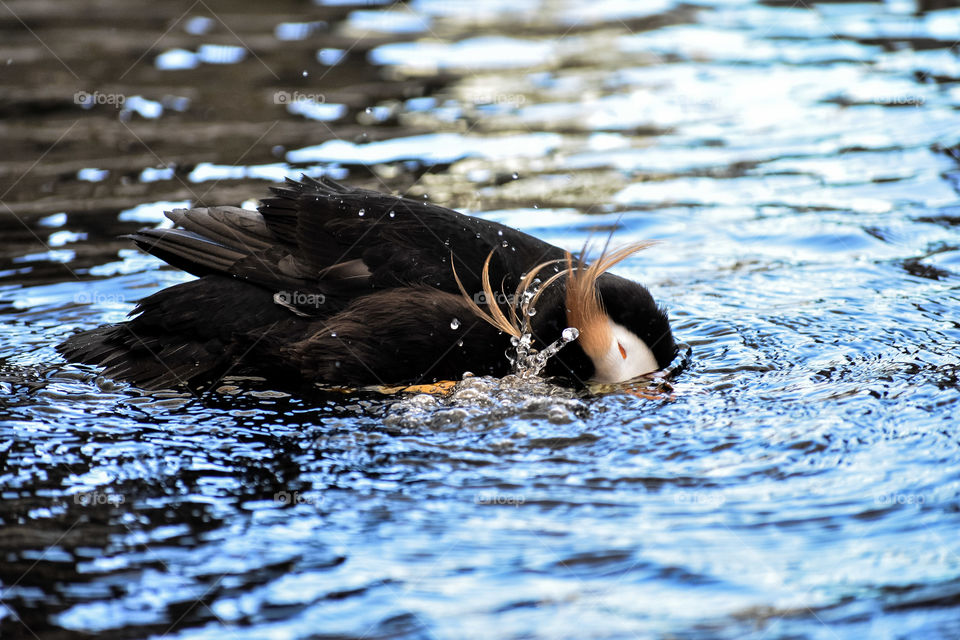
[509,327,580,379]
[384,371,587,431]
[500,275,580,379]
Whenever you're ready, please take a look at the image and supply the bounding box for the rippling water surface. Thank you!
[2,1,960,638]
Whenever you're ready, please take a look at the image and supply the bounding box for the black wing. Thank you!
[129,176,566,315]
[258,175,567,296]
[59,276,516,389]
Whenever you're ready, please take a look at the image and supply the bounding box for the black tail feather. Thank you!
[58,276,303,389]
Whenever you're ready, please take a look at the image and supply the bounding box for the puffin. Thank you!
[58,176,675,390]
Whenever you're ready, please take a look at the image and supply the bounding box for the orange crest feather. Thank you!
[453,241,657,350]
[564,242,655,360]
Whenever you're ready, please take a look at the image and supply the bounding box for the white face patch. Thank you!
[588,320,659,383]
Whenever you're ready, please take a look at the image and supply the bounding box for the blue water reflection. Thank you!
[2,0,960,639]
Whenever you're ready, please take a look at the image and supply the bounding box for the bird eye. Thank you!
[618,342,627,359]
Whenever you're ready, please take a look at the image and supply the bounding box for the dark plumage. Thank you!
[58,176,675,390]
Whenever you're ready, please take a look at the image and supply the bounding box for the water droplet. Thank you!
[330,332,337,337]
[562,327,579,342]
[358,208,365,217]
[450,318,460,330]
[364,107,372,113]
[457,340,464,347]
[497,230,503,236]
[511,172,519,179]
[302,70,308,77]
[527,307,537,317]
[388,210,396,218]
[501,241,508,247]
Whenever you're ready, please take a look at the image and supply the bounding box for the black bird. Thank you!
[59,176,675,390]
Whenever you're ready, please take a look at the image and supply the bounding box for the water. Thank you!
[3,0,960,638]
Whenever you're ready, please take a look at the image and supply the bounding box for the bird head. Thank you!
[563,245,675,383]
[454,241,675,385]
